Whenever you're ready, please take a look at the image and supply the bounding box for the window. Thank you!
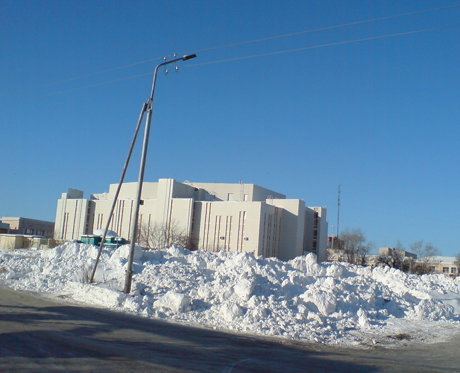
[36,230,45,236]
[25,228,34,234]
[443,267,449,274]
[451,267,457,274]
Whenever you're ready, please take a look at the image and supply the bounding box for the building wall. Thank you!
[0,235,58,250]
[55,197,92,240]
[304,207,328,262]
[266,199,305,261]
[0,222,9,234]
[194,201,261,254]
[186,182,285,202]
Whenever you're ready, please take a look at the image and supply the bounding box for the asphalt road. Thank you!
[1,286,459,372]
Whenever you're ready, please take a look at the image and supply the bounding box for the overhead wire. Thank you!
[185,24,460,68]
[0,72,153,106]
[0,57,163,98]
[2,24,459,106]
[2,3,459,99]
[2,23,458,107]
[185,3,460,55]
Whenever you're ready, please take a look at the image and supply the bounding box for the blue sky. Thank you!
[1,0,459,255]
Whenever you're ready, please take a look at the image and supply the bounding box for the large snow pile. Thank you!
[1,243,460,348]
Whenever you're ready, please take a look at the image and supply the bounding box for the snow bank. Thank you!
[1,243,460,347]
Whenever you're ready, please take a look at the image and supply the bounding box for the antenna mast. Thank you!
[337,184,341,239]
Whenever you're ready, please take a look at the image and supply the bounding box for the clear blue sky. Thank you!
[1,0,459,255]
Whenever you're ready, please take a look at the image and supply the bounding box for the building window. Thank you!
[451,267,457,274]
[25,228,34,234]
[443,267,449,274]
[36,230,45,236]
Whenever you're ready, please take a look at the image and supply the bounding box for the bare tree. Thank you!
[410,240,439,275]
[138,220,197,251]
[376,241,410,272]
[455,252,460,267]
[339,228,373,265]
[376,250,404,270]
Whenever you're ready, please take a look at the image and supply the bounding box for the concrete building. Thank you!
[55,179,328,262]
[0,217,54,237]
[0,222,9,234]
[379,247,417,259]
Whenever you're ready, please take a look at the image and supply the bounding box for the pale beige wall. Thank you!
[55,196,90,240]
[86,179,195,242]
[258,203,283,258]
[171,180,197,199]
[188,183,284,202]
[91,182,158,201]
[55,199,90,240]
[170,198,194,234]
[195,201,263,255]
[0,235,23,249]
[0,235,57,250]
[311,207,328,262]
[1,218,19,230]
[251,185,285,202]
[267,199,305,261]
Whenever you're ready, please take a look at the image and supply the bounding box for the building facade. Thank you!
[0,217,54,237]
[0,222,9,234]
[55,179,328,262]
[428,257,460,276]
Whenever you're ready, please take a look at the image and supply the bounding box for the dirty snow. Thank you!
[1,243,460,348]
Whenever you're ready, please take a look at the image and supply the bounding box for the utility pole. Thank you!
[89,54,196,288]
[123,53,197,294]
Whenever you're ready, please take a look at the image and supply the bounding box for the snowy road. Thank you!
[1,287,459,372]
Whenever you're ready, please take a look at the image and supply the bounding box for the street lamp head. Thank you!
[182,54,197,61]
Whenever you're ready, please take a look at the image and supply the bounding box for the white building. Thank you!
[55,179,328,262]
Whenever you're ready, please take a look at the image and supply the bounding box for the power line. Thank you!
[1,23,458,106]
[2,3,458,98]
[0,57,165,98]
[184,24,460,68]
[0,72,153,106]
[186,3,460,55]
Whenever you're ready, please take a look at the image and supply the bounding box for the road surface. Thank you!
[1,286,459,372]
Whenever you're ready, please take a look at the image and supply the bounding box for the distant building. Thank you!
[0,234,57,250]
[55,178,328,262]
[428,257,460,276]
[0,217,54,237]
[379,247,417,259]
[0,222,9,234]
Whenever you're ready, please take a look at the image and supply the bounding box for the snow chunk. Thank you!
[220,302,244,321]
[234,278,256,301]
[154,290,191,312]
[290,254,326,276]
[300,289,337,316]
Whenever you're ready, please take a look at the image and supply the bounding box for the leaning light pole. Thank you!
[123,53,196,294]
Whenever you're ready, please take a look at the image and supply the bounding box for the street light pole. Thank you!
[123,54,196,294]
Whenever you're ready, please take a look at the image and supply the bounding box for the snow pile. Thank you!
[1,243,460,347]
